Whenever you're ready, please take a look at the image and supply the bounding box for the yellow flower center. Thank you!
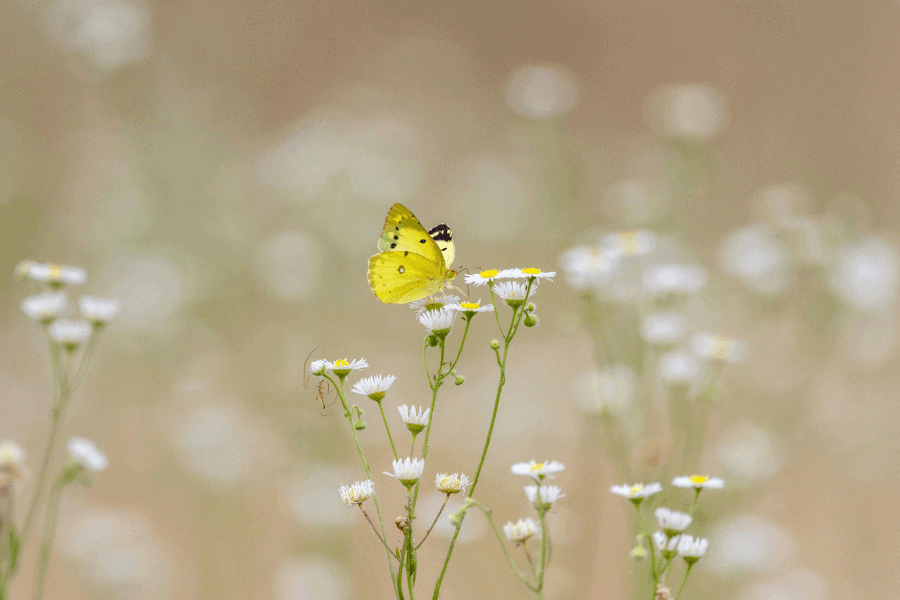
[479,269,499,278]
[0,450,15,464]
[48,265,63,280]
[616,232,639,254]
[424,301,444,312]
[530,463,545,472]
[710,337,729,360]
[689,475,709,485]
[522,268,541,275]
[629,484,644,495]
[440,476,455,487]
[334,359,350,368]
[460,302,480,310]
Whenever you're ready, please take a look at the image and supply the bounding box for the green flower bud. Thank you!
[524,313,539,327]
[490,339,501,350]
[454,375,466,386]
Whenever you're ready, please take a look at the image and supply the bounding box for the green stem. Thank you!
[326,375,399,600]
[378,402,399,460]
[447,317,472,373]
[635,502,658,583]
[688,489,701,517]
[415,494,450,550]
[31,478,65,600]
[674,563,693,600]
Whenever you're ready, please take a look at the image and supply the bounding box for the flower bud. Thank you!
[524,313,539,327]
[454,375,466,386]
[490,339,501,350]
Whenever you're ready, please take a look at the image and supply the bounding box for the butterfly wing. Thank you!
[377,204,446,267]
[428,224,455,269]
[368,251,447,304]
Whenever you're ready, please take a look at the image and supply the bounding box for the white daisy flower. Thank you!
[510,460,564,481]
[640,313,686,348]
[397,405,430,435]
[643,264,706,297]
[338,479,375,505]
[384,457,424,487]
[67,437,108,472]
[78,296,120,326]
[27,263,87,286]
[652,531,682,554]
[672,475,724,490]
[503,518,540,544]
[610,482,663,501]
[435,472,470,494]
[602,230,656,257]
[21,292,68,323]
[657,351,702,386]
[325,358,368,378]
[524,485,565,510]
[446,300,495,316]
[409,294,461,316]
[309,360,327,376]
[500,268,556,282]
[655,507,693,534]
[691,333,747,363]
[48,319,92,350]
[464,269,502,287]
[560,245,621,290]
[417,308,456,336]
[493,281,536,308]
[677,534,709,562]
[351,375,397,402]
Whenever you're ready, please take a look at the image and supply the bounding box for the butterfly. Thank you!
[367,204,457,304]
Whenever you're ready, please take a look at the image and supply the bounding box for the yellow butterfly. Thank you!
[368,204,457,304]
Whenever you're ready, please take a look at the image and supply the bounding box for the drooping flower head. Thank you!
[503,518,540,544]
[397,405,430,435]
[385,457,424,487]
[67,437,108,472]
[524,485,565,511]
[78,296,120,326]
[435,472,470,494]
[48,319,92,351]
[417,308,456,338]
[655,507,693,535]
[339,479,375,506]
[493,281,535,309]
[677,534,709,563]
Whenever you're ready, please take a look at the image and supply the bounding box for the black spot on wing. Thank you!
[420,239,426,243]
[428,224,453,242]
[390,243,396,249]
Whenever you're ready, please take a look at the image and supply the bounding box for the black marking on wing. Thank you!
[428,224,452,242]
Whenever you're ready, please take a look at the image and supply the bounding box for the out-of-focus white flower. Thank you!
[718,225,791,296]
[78,296,120,326]
[21,292,68,322]
[48,319,92,349]
[717,424,784,482]
[338,480,374,506]
[691,333,747,363]
[67,437,108,471]
[384,457,424,487]
[652,531,682,554]
[464,269,501,287]
[652,84,728,142]
[524,485,565,510]
[505,64,579,119]
[503,518,540,543]
[0,440,26,483]
[397,405,430,435]
[677,534,709,561]
[641,313,686,348]
[26,262,87,285]
[325,358,368,378]
[707,515,797,574]
[500,268,556,282]
[560,245,621,290]
[351,375,396,402]
[610,482,663,500]
[417,308,456,335]
[309,360,327,377]
[657,351,701,386]
[446,300,494,315]
[573,366,636,414]
[511,460,565,481]
[409,294,461,316]
[672,475,724,490]
[655,507,693,534]
[602,231,656,257]
[493,281,535,306]
[643,264,706,298]
[828,236,899,312]
[435,472,470,494]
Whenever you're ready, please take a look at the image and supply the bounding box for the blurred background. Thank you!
[1,0,899,598]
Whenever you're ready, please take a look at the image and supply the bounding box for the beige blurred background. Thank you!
[2,0,900,598]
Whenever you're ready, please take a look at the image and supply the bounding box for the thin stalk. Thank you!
[688,489,701,517]
[464,500,536,590]
[415,494,450,550]
[325,375,399,600]
[31,478,65,600]
[378,402,399,460]
[635,502,658,582]
[359,506,399,561]
[674,563,693,600]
